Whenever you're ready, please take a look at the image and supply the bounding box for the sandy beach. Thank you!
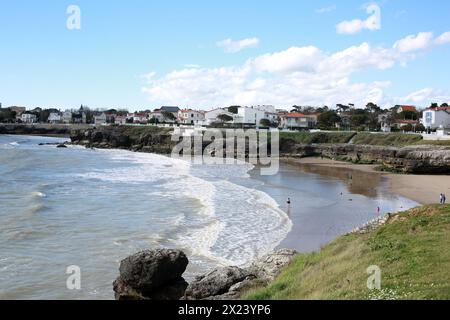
[286,157,450,205]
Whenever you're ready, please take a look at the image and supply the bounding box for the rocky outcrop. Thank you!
[247,248,298,282]
[283,144,450,174]
[184,249,297,300]
[113,249,189,300]
[70,126,176,154]
[113,249,297,300]
[0,124,87,136]
[184,267,254,300]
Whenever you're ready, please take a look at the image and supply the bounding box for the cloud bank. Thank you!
[142,31,450,109]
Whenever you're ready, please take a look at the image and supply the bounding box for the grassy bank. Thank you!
[245,205,450,300]
[280,132,356,144]
[352,132,424,146]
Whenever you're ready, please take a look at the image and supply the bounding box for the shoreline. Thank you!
[285,157,450,205]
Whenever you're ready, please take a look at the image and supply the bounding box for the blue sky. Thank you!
[0,0,449,111]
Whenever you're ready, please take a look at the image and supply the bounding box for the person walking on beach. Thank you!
[377,206,381,216]
[444,194,447,205]
[440,193,444,204]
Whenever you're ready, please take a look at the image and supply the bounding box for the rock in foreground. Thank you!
[113,249,188,300]
[184,249,297,300]
[113,248,297,300]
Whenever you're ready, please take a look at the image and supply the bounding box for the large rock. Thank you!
[113,249,189,300]
[247,249,298,282]
[185,266,252,300]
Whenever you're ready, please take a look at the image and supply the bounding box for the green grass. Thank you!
[352,133,424,146]
[244,205,450,300]
[280,132,356,144]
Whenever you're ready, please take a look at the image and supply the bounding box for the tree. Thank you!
[415,123,426,132]
[162,111,176,122]
[149,117,159,124]
[259,119,272,127]
[0,110,16,123]
[366,102,381,113]
[402,124,413,132]
[217,114,233,123]
[336,104,350,114]
[39,109,50,123]
[317,111,340,128]
[228,106,240,114]
[349,109,369,130]
[441,103,449,108]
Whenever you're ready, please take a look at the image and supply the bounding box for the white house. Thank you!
[280,113,318,129]
[62,111,73,124]
[233,106,277,126]
[114,115,128,125]
[94,113,107,125]
[149,110,165,123]
[48,112,62,124]
[178,109,205,125]
[204,108,234,125]
[127,112,148,124]
[422,106,450,130]
[21,113,37,123]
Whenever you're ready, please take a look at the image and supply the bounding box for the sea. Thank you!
[0,134,418,299]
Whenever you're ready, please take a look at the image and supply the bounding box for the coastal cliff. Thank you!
[2,124,449,174]
[70,126,450,174]
[70,125,176,154]
[0,124,83,136]
[282,143,450,174]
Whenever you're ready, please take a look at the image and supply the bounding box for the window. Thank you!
[425,112,433,124]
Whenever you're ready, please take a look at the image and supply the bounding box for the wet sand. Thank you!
[286,157,450,205]
[250,161,418,253]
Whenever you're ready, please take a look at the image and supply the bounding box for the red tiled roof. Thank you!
[398,105,417,112]
[426,106,450,111]
[284,112,306,118]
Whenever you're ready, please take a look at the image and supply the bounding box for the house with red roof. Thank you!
[396,105,418,114]
[280,112,318,129]
[422,104,450,130]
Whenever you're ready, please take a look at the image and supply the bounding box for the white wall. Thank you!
[423,110,450,129]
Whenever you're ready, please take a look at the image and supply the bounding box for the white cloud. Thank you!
[142,30,450,109]
[435,31,450,45]
[401,88,450,105]
[216,38,260,53]
[336,4,381,35]
[394,32,434,53]
[393,31,450,53]
[316,5,336,14]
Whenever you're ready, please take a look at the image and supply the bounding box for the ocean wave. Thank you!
[71,147,292,267]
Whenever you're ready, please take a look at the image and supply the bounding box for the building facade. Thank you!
[178,109,205,125]
[422,106,450,130]
[280,113,318,129]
